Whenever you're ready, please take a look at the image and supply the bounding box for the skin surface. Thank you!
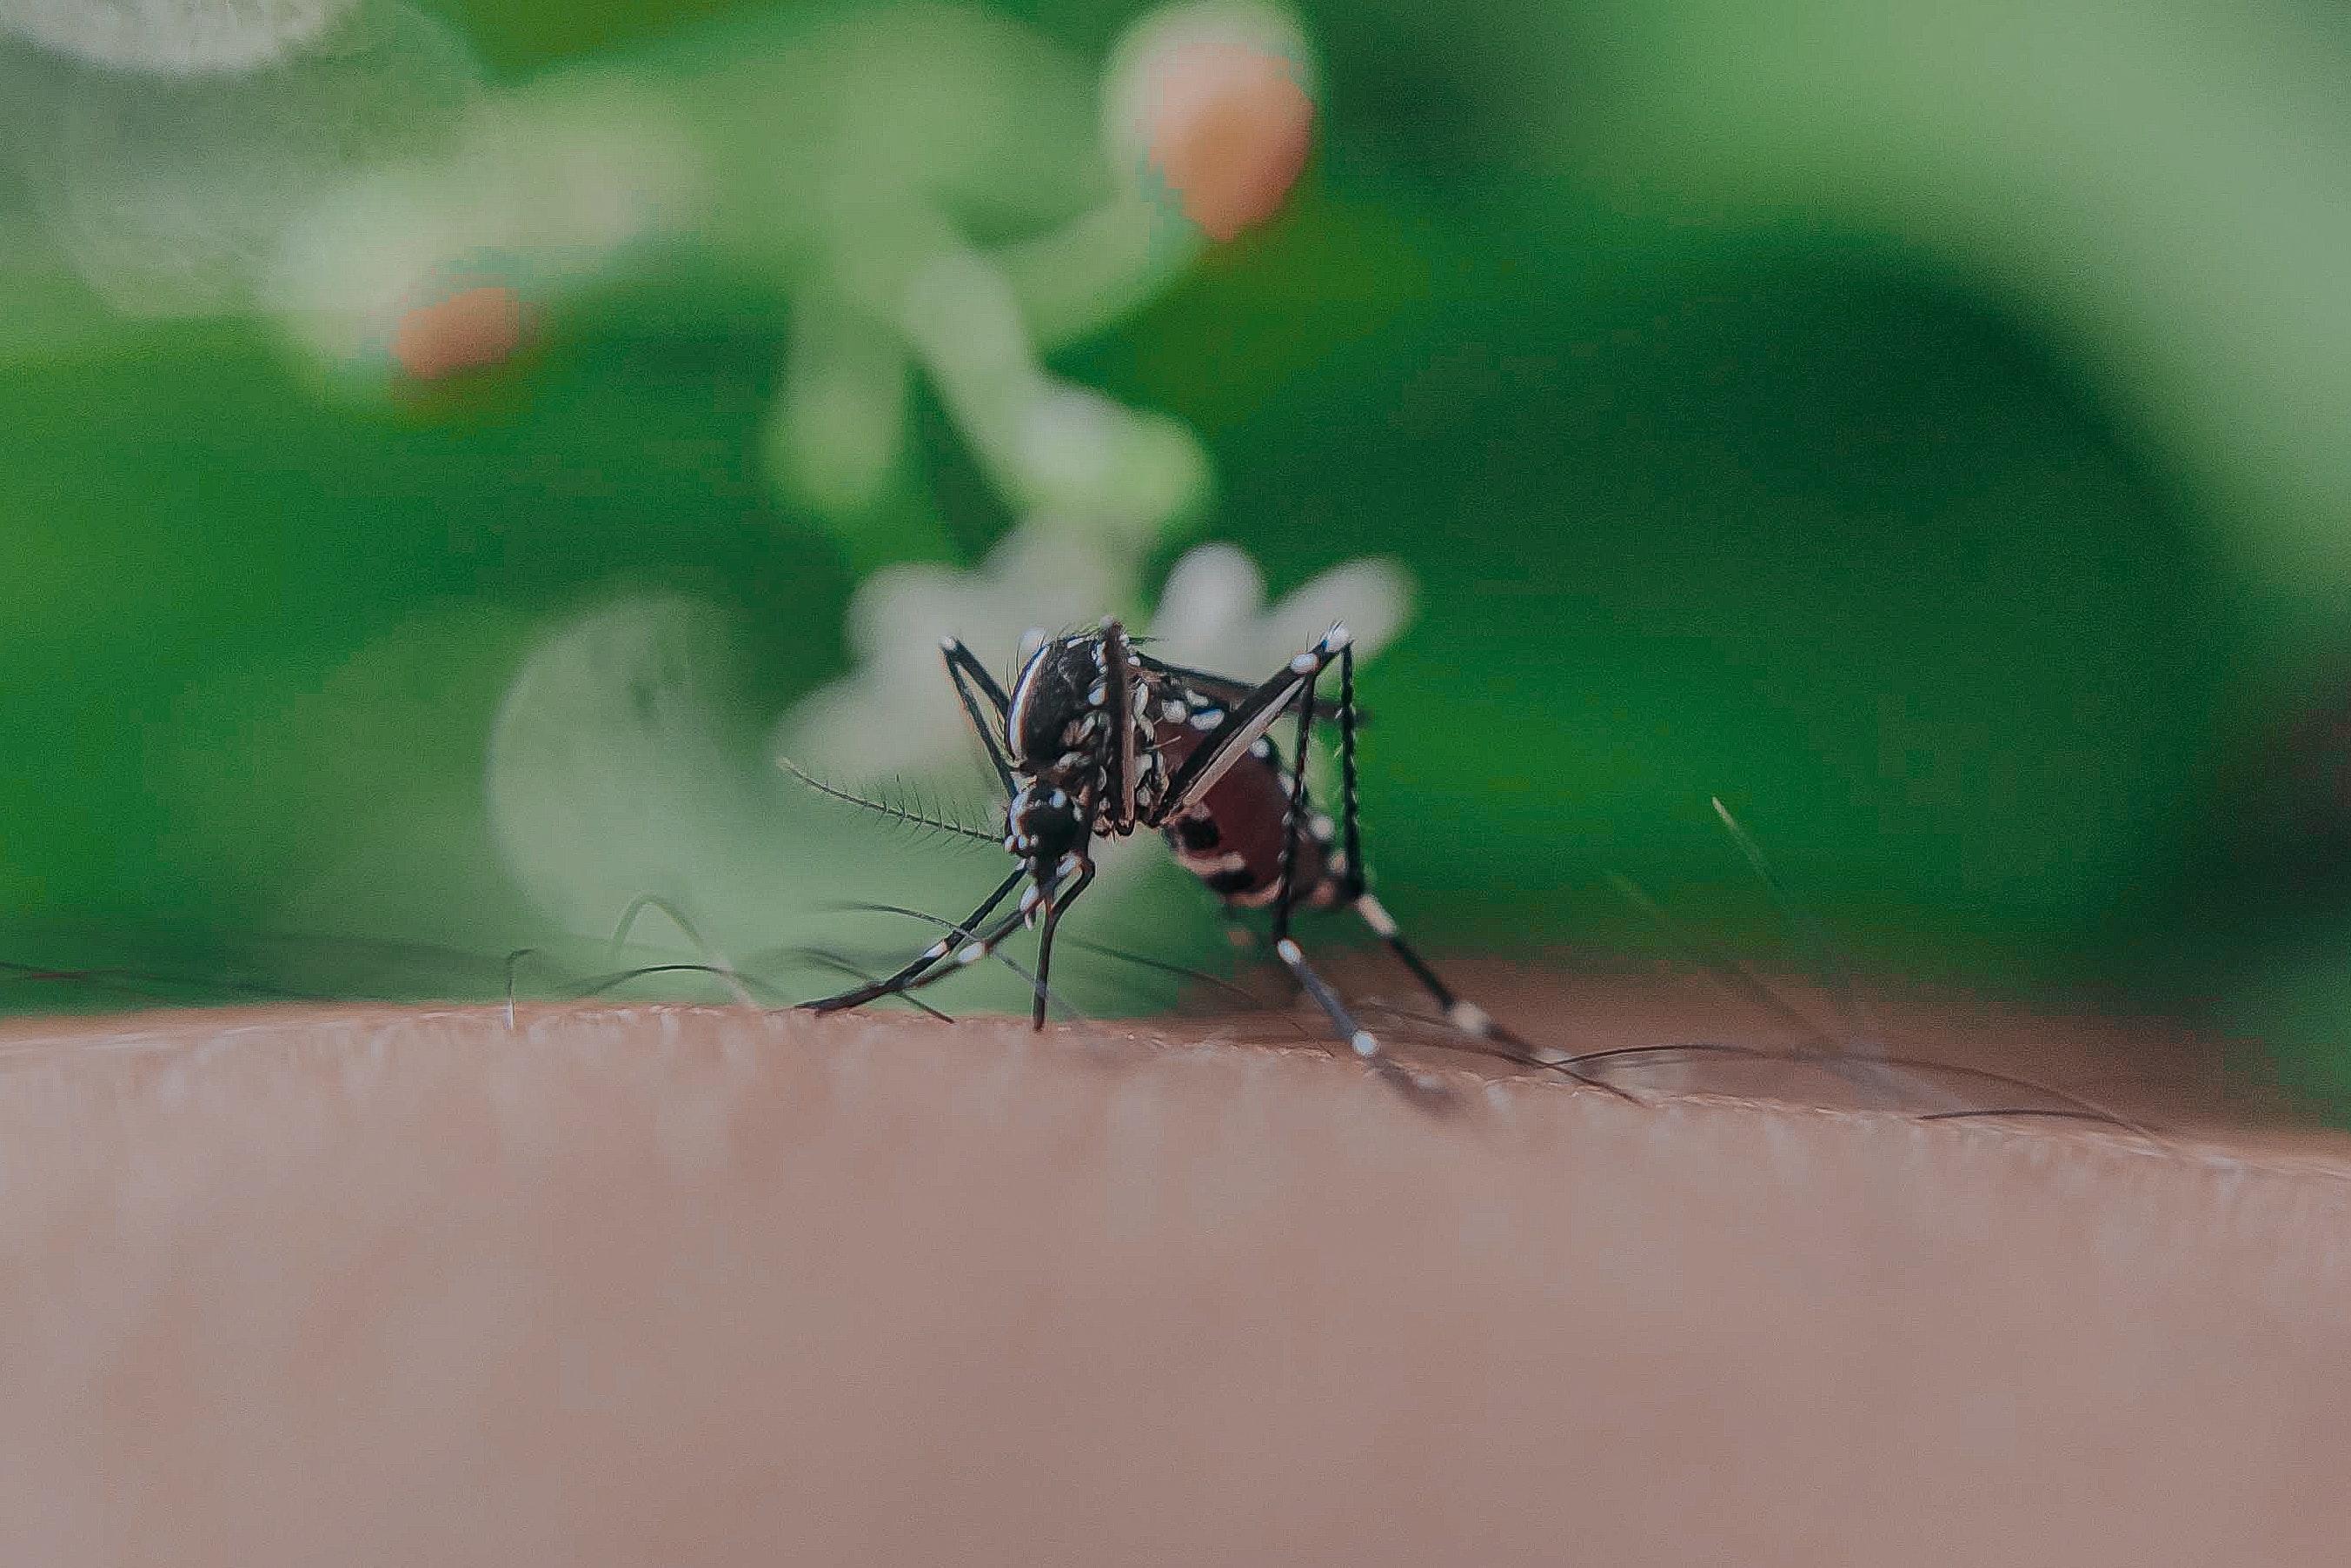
[1,978,2344,1566]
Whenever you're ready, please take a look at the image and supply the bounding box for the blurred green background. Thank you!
[6,0,2351,1107]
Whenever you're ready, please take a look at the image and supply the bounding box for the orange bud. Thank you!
[1109,3,1317,243]
[389,282,528,382]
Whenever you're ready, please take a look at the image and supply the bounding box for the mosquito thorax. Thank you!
[1006,635,1108,770]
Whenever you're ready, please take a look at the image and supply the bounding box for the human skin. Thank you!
[3,975,2346,1565]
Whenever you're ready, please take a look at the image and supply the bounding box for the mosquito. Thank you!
[787,617,1593,1090]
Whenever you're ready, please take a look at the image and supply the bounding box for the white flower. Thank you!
[1,0,355,74]
[0,0,479,316]
[1146,541,1411,676]
[488,535,1415,1001]
[780,522,1123,781]
[780,527,1413,788]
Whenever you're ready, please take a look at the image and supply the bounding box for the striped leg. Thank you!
[1270,933,1426,1093]
[1028,860,1092,1028]
[941,636,1017,797]
[800,867,1024,1013]
[1351,892,1522,1053]
[1262,641,1429,1092]
[1329,647,1631,1099]
[799,640,1023,1015]
[880,858,1093,1012]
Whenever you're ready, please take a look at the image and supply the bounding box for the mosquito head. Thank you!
[1005,781,1084,883]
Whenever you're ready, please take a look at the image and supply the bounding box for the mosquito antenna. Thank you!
[811,900,1078,1022]
[608,894,757,1010]
[778,757,1002,846]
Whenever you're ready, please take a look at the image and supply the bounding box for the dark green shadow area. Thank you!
[1066,187,2237,988]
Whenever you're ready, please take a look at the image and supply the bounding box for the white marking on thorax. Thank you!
[1005,665,1040,762]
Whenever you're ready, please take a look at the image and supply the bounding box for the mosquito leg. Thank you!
[941,637,1016,798]
[1029,862,1096,1029]
[1262,660,1456,1072]
[890,856,1092,1004]
[1256,674,1427,1089]
[1270,650,1322,947]
[1159,625,1453,1095]
[780,636,1014,1013]
[1351,896,1526,1049]
[1320,635,1492,1044]
[1134,654,1347,722]
[1159,625,1351,818]
[1320,646,1633,1099]
[1337,641,1362,886]
[818,904,1075,1022]
[1271,934,1431,1093]
[942,637,1012,713]
[1345,893,1637,1099]
[790,951,957,1022]
[799,867,1024,1013]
